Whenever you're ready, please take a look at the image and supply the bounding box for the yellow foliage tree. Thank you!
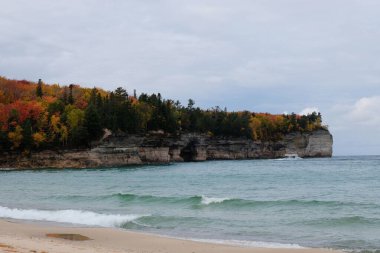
[8,125,23,149]
[32,132,46,147]
[50,115,68,145]
[249,117,262,141]
[67,108,85,130]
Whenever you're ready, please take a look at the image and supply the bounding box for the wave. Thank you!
[0,204,305,249]
[116,194,375,207]
[114,193,328,207]
[187,238,305,249]
[115,194,232,206]
[0,206,145,227]
[200,196,231,205]
[275,157,303,161]
[197,197,372,209]
[122,215,201,230]
[48,193,378,210]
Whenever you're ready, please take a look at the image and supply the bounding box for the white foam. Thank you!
[201,196,230,205]
[0,206,144,227]
[275,157,303,161]
[188,238,305,249]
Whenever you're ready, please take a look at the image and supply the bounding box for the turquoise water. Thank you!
[0,156,379,251]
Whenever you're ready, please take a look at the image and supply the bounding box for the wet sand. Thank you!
[0,219,342,253]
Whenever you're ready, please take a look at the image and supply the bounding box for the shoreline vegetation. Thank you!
[0,219,342,253]
[0,76,326,154]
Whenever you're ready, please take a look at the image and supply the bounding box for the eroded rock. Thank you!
[0,130,333,169]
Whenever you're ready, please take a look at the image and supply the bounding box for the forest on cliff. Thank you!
[0,76,325,152]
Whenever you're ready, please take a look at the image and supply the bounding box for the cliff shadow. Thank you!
[180,140,198,162]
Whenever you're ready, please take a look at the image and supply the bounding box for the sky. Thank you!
[1,0,379,155]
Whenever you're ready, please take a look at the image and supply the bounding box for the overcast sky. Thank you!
[1,0,379,155]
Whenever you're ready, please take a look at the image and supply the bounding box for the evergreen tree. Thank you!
[22,119,33,150]
[84,105,103,142]
[68,84,74,104]
[96,93,103,110]
[0,130,11,151]
[114,87,128,100]
[47,100,65,116]
[36,79,43,98]
[70,125,88,146]
[89,88,98,106]
[62,87,68,104]
[0,75,327,151]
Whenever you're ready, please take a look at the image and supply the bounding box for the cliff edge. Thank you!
[0,129,332,169]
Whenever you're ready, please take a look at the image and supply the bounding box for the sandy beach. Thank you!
[0,219,342,253]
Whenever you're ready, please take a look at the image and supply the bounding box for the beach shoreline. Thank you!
[0,218,343,253]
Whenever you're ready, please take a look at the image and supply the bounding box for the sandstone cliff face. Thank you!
[283,130,333,158]
[0,129,333,169]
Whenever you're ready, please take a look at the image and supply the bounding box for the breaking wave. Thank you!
[0,206,145,227]
[51,193,377,210]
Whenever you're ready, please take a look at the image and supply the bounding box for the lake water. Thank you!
[0,156,379,252]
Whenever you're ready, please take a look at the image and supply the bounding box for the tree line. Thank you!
[0,77,325,152]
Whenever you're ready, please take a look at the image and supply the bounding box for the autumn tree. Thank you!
[49,115,68,145]
[32,132,46,148]
[0,76,327,151]
[8,125,23,149]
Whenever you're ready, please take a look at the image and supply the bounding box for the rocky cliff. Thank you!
[0,129,333,169]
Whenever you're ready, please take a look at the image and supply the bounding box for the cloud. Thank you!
[348,96,380,126]
[328,96,380,129]
[323,96,380,155]
[299,107,320,115]
[1,0,380,154]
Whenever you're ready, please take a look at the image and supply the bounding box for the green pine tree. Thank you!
[36,79,43,98]
[22,119,33,150]
[68,84,74,104]
[84,105,103,142]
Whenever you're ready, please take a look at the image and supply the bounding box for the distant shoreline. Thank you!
[0,219,342,253]
[0,130,333,170]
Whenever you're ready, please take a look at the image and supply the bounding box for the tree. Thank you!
[62,87,68,104]
[84,105,103,142]
[0,129,11,151]
[114,87,128,100]
[8,125,23,149]
[249,116,262,140]
[32,132,46,148]
[36,79,43,98]
[187,99,195,110]
[135,102,153,132]
[68,84,74,104]
[47,100,65,116]
[22,119,33,149]
[299,115,309,132]
[0,76,328,151]
[49,115,68,145]
[67,108,85,130]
